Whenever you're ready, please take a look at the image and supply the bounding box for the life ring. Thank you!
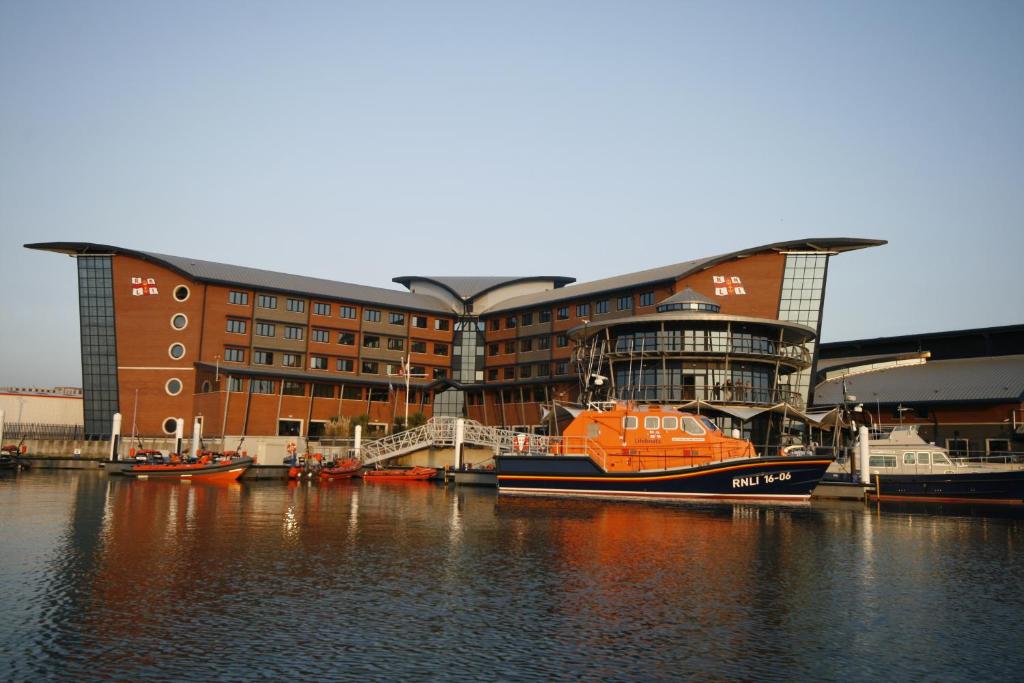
[513,433,530,453]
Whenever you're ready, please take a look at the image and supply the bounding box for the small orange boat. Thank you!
[123,455,253,483]
[363,466,437,481]
[319,458,362,481]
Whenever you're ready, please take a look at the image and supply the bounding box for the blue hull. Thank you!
[495,454,832,501]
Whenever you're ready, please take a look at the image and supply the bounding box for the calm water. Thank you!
[1,471,1022,682]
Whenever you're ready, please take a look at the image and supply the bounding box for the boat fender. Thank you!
[20,445,27,454]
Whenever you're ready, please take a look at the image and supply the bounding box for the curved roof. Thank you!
[392,275,575,301]
[486,237,885,313]
[813,355,1024,405]
[658,287,718,307]
[25,242,453,314]
[566,311,817,343]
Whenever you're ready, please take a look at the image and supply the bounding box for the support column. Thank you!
[191,417,203,457]
[454,418,465,470]
[354,424,362,460]
[858,425,871,484]
[174,418,184,456]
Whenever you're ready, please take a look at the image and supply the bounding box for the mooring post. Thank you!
[454,418,465,471]
[354,425,362,460]
[174,418,185,456]
[109,412,122,461]
[858,425,871,485]
[191,417,203,457]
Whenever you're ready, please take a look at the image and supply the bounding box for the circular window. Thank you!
[171,313,188,330]
[163,418,178,434]
[201,380,211,393]
[173,285,190,302]
[165,378,183,396]
[168,343,186,360]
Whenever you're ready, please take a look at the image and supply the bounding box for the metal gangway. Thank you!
[358,416,554,467]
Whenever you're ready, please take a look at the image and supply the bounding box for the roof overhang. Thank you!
[567,312,817,343]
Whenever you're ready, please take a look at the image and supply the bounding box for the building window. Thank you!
[946,438,969,457]
[987,439,1011,455]
[287,298,305,313]
[312,383,334,398]
[435,319,450,331]
[337,358,354,372]
[228,291,248,305]
[520,339,532,352]
[388,312,405,325]
[362,361,379,374]
[171,313,188,330]
[365,309,381,322]
[410,365,425,376]
[255,322,275,337]
[173,285,190,302]
[283,353,302,368]
[434,343,448,356]
[254,350,274,365]
[504,341,515,354]
[168,343,186,360]
[226,319,247,334]
[387,337,405,351]
[536,363,550,377]
[338,332,355,345]
[312,329,329,343]
[412,315,427,328]
[224,348,244,362]
[283,381,305,396]
[596,300,608,314]
[506,317,517,329]
[162,418,177,434]
[339,306,357,319]
[489,344,499,356]
[411,341,427,353]
[368,388,389,402]
[314,303,331,316]
[165,378,183,396]
[639,292,654,307]
[519,365,532,378]
[284,325,304,340]
[490,319,500,331]
[251,379,275,394]
[555,361,568,375]
[310,356,327,370]
[556,334,568,348]
[556,306,569,320]
[539,310,551,323]
[228,377,243,392]
[504,367,515,379]
[363,335,380,349]
[488,368,498,381]
[257,294,277,309]
[577,303,589,317]
[433,368,447,380]
[521,312,533,326]
[617,296,633,311]
[537,336,551,350]
[342,386,362,400]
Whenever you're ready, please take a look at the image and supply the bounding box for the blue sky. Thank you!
[1,1,1021,387]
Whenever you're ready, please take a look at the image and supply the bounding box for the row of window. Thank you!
[226,347,448,378]
[227,290,452,330]
[487,292,657,331]
[485,362,571,380]
[225,320,449,354]
[487,335,569,355]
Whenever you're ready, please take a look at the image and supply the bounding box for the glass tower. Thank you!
[432,317,485,418]
[77,256,119,437]
[777,252,829,406]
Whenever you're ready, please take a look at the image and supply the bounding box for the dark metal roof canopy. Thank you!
[25,242,454,314]
[391,275,575,302]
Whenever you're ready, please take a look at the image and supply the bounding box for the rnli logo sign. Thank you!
[131,277,159,296]
[713,276,745,296]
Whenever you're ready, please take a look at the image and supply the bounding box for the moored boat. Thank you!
[123,454,253,482]
[496,403,832,502]
[319,458,362,481]
[863,426,1024,505]
[363,466,437,481]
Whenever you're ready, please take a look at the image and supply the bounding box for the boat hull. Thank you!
[123,457,252,482]
[495,454,832,501]
[870,470,1024,505]
[363,467,437,481]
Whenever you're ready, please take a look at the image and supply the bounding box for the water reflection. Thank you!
[0,472,1022,681]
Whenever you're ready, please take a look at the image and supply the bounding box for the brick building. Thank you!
[28,238,882,440]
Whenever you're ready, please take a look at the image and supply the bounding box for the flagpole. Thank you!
[404,354,411,427]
